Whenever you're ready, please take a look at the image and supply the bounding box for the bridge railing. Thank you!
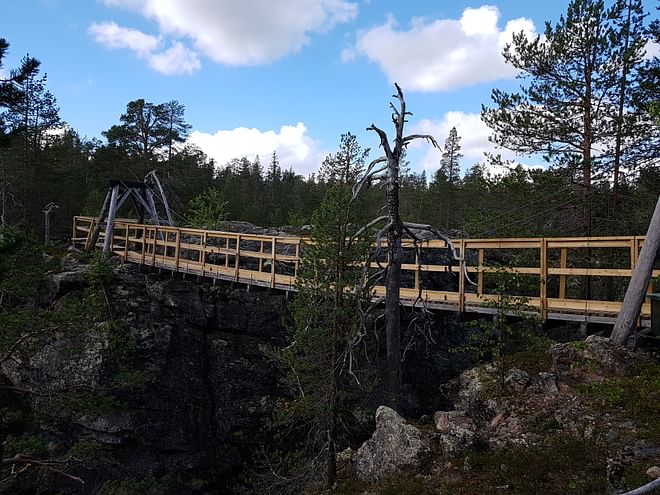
[73,216,656,324]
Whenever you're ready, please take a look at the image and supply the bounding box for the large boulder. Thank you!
[354,406,430,482]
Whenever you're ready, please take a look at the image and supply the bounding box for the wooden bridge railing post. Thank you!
[201,231,207,275]
[477,248,484,295]
[559,247,567,300]
[140,225,146,264]
[458,240,465,313]
[271,237,277,288]
[174,229,181,272]
[414,242,421,292]
[123,222,129,261]
[235,234,241,281]
[152,226,158,266]
[540,238,548,319]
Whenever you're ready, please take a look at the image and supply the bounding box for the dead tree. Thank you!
[353,84,474,405]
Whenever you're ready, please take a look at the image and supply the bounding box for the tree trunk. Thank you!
[385,153,402,406]
[611,195,660,345]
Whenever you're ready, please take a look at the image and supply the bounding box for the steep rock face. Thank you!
[2,263,287,492]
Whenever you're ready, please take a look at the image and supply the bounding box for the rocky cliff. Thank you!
[2,255,289,494]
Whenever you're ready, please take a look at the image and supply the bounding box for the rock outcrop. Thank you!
[2,261,288,493]
[353,406,430,482]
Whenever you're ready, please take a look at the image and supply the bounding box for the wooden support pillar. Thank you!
[86,189,111,251]
[102,185,120,255]
[201,232,207,275]
[611,196,660,345]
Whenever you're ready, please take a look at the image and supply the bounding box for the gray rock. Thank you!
[504,368,529,391]
[537,372,559,394]
[355,406,429,482]
[49,270,86,297]
[433,410,476,454]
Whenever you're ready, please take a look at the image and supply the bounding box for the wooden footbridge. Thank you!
[72,216,656,327]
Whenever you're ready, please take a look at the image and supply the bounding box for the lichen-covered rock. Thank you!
[453,366,499,427]
[504,368,529,392]
[433,410,476,454]
[355,406,430,482]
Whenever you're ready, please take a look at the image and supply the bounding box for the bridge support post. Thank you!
[611,195,660,345]
[103,185,120,256]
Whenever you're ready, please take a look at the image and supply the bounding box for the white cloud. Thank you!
[148,42,200,75]
[189,123,326,176]
[645,41,660,60]
[98,0,358,66]
[88,21,160,57]
[410,111,543,175]
[88,21,200,75]
[347,6,537,91]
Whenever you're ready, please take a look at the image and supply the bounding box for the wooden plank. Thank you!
[547,268,632,277]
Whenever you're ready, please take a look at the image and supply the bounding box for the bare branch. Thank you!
[353,215,388,239]
[367,124,392,157]
[402,222,478,286]
[403,134,440,148]
[2,454,84,484]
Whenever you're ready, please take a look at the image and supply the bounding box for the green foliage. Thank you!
[97,477,166,495]
[457,265,544,386]
[187,188,229,228]
[578,364,660,441]
[458,433,607,495]
[2,434,49,457]
[66,440,102,463]
[86,252,116,288]
[274,185,374,487]
[0,227,47,305]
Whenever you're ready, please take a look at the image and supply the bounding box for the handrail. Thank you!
[72,216,655,325]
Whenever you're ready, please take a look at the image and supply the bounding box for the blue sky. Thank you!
[2,0,657,177]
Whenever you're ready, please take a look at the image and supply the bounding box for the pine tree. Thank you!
[439,126,462,186]
[318,132,369,185]
[278,185,372,488]
[481,0,654,234]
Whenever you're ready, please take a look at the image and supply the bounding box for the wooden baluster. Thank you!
[458,240,465,313]
[201,231,207,276]
[152,226,158,266]
[174,229,181,271]
[540,238,548,319]
[271,237,277,288]
[559,247,567,300]
[259,240,264,273]
[123,222,129,262]
[235,234,241,281]
[294,240,300,278]
[414,242,420,293]
[140,225,146,265]
[477,248,484,295]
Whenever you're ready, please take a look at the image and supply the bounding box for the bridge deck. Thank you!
[73,216,656,327]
